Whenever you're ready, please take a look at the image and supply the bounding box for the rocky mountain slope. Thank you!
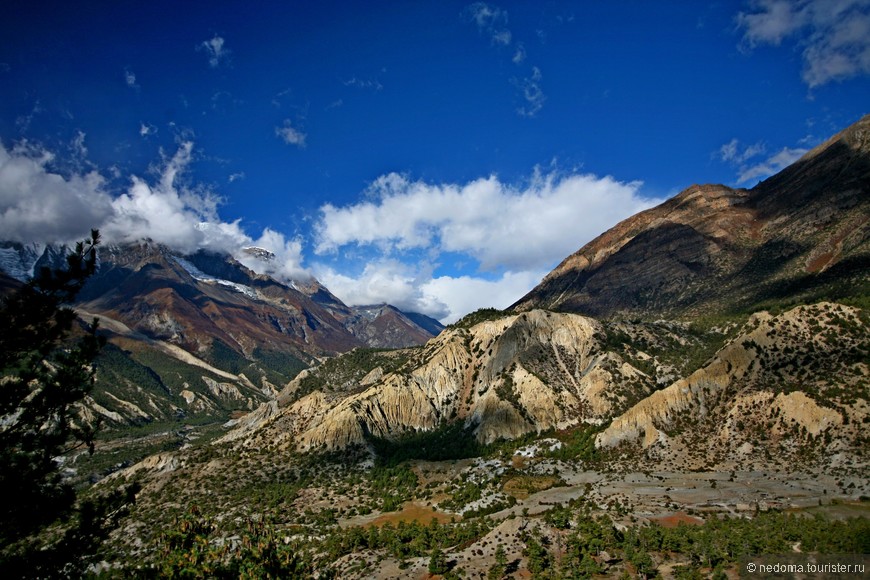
[214,116,869,471]
[224,310,664,450]
[511,114,870,319]
[596,301,868,470]
[221,302,867,471]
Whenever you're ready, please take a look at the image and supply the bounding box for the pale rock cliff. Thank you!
[232,310,656,450]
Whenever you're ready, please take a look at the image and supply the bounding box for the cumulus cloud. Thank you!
[315,259,450,319]
[198,35,230,68]
[736,0,870,87]
[312,167,660,321]
[314,256,551,323]
[0,139,309,281]
[316,170,655,272]
[421,270,548,323]
[275,120,307,147]
[0,141,114,243]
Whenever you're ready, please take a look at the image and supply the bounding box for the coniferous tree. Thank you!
[428,546,449,575]
[0,231,136,577]
[487,544,507,579]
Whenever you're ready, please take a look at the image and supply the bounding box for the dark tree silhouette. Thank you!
[0,231,136,577]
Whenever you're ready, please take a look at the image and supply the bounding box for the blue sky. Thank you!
[1,1,868,322]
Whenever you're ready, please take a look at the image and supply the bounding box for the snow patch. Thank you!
[0,242,46,281]
[172,255,259,299]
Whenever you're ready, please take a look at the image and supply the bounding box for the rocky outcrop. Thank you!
[232,310,657,450]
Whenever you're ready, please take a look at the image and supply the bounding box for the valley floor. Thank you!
[329,456,869,579]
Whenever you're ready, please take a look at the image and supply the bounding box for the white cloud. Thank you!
[464,3,546,116]
[228,172,245,183]
[314,257,550,323]
[71,131,88,160]
[716,136,808,184]
[275,120,307,148]
[240,228,309,281]
[315,259,449,319]
[512,43,527,64]
[103,142,214,253]
[492,29,512,46]
[343,77,384,91]
[737,146,808,183]
[139,122,157,137]
[313,168,659,321]
[16,100,42,133]
[515,66,545,117]
[422,270,548,323]
[198,35,230,68]
[717,138,766,163]
[736,0,870,87]
[316,169,657,272]
[124,68,138,89]
[0,141,114,244]
[465,2,512,45]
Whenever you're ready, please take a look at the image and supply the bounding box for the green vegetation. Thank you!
[202,338,251,375]
[250,346,308,383]
[519,509,870,579]
[369,422,486,465]
[151,501,496,577]
[448,307,507,329]
[367,463,418,512]
[292,347,411,402]
[94,343,168,405]
[158,507,310,578]
[545,425,601,462]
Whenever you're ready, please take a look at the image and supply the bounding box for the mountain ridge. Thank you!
[511,114,870,319]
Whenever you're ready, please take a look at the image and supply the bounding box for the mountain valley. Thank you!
[3,116,869,578]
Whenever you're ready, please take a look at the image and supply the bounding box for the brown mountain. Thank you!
[0,241,442,430]
[76,242,361,361]
[511,114,870,319]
